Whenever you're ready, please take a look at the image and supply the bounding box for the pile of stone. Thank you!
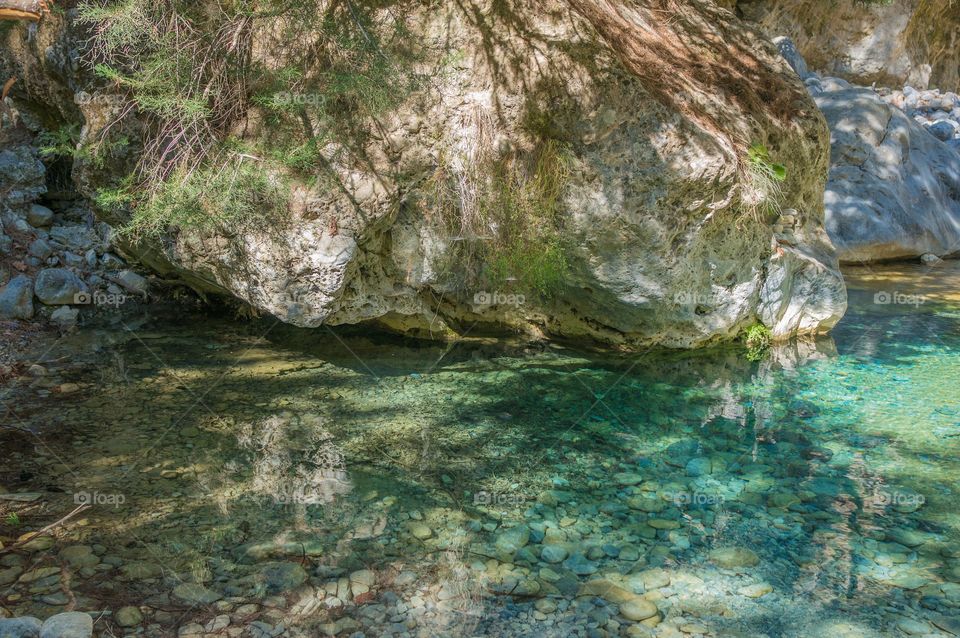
[877,86,960,150]
[0,141,147,331]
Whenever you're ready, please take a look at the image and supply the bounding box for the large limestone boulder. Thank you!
[777,39,960,263]
[737,0,960,93]
[1,0,847,348]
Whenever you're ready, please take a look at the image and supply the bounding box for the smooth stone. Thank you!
[120,562,162,580]
[685,457,712,477]
[257,561,307,593]
[896,618,932,635]
[495,526,530,554]
[637,569,671,590]
[172,583,222,605]
[614,473,644,486]
[708,547,760,569]
[409,523,432,540]
[26,205,53,228]
[0,276,34,320]
[562,553,598,576]
[535,599,557,614]
[349,569,375,588]
[39,612,92,638]
[620,599,658,621]
[887,529,927,548]
[0,617,42,638]
[648,519,680,530]
[738,582,773,598]
[114,270,148,295]
[578,579,636,604]
[541,545,568,564]
[115,606,143,627]
[34,269,84,305]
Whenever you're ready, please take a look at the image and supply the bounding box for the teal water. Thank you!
[3,264,960,637]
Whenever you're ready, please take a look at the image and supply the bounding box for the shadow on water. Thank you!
[2,264,960,636]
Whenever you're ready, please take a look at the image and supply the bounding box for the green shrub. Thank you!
[109,153,288,240]
[743,323,772,361]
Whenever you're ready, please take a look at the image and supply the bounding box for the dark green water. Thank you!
[3,263,960,637]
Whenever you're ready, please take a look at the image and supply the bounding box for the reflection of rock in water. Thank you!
[234,412,352,505]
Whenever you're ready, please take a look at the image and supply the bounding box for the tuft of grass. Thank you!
[742,143,787,222]
[422,138,573,299]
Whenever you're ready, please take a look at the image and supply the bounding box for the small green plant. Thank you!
[4,512,20,527]
[747,144,787,182]
[742,143,787,221]
[113,150,288,239]
[743,323,772,361]
[36,124,82,160]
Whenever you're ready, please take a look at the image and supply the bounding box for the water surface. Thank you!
[3,263,960,637]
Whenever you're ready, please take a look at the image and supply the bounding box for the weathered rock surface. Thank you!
[34,268,85,305]
[38,612,92,638]
[737,0,960,93]
[0,616,41,638]
[2,0,847,347]
[778,39,960,263]
[0,275,34,320]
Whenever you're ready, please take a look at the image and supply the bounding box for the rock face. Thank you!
[1,0,847,347]
[777,39,960,263]
[736,0,960,93]
[0,275,34,319]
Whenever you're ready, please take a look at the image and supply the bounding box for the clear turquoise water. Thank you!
[3,264,960,637]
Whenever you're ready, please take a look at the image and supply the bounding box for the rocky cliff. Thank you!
[0,0,847,348]
[774,37,960,264]
[735,0,960,93]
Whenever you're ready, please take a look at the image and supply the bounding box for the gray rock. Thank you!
[26,205,54,228]
[39,612,92,638]
[927,120,957,142]
[562,553,598,576]
[777,43,960,263]
[0,617,42,638]
[114,270,147,295]
[62,252,84,269]
[28,239,53,260]
[541,545,568,564]
[257,561,307,593]
[34,269,85,305]
[7,0,847,349]
[50,306,79,332]
[172,582,222,604]
[0,234,11,255]
[0,276,34,320]
[0,147,46,207]
[48,226,96,252]
[773,36,813,80]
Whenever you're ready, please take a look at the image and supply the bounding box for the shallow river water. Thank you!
[4,263,960,637]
